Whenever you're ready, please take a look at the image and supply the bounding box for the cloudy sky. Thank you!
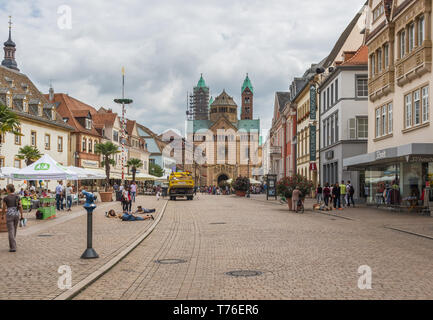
[0,0,366,137]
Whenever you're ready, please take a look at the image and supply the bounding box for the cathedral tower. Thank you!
[241,74,253,120]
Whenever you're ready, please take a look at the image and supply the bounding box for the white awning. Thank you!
[12,154,78,181]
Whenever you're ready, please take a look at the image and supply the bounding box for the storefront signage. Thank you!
[82,160,99,168]
[375,150,387,160]
[410,156,433,163]
[35,163,50,171]
[310,85,317,120]
[266,174,277,200]
[309,162,317,171]
[310,125,316,162]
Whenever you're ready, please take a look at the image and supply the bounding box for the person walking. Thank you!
[65,183,73,211]
[340,181,347,208]
[316,184,323,204]
[130,181,137,202]
[292,186,302,213]
[323,183,331,207]
[122,187,132,213]
[2,184,24,252]
[347,181,355,207]
[332,183,342,210]
[55,181,64,211]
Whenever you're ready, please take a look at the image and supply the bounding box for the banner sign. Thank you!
[310,125,316,162]
[310,85,317,120]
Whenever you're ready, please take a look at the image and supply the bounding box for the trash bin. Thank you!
[116,191,122,201]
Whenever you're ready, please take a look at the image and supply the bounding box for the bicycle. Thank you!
[295,199,304,213]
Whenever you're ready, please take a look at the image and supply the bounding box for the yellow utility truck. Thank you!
[168,171,195,201]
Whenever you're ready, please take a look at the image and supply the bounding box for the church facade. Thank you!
[185,75,261,187]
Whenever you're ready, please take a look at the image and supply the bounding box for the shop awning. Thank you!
[66,166,106,180]
[344,143,433,171]
[126,172,158,181]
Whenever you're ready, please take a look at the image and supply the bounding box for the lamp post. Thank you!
[114,67,133,186]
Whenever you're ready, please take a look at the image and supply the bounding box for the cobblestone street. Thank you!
[0,196,165,300]
[75,194,433,300]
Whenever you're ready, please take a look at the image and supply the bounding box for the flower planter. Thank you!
[236,190,246,197]
[99,191,113,202]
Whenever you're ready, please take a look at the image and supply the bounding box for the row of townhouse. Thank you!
[0,20,171,186]
[269,2,370,200]
[345,0,433,206]
[268,0,433,207]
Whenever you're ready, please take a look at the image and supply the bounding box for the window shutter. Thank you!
[348,119,356,139]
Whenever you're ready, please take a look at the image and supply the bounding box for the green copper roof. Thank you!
[242,74,254,94]
[196,74,207,89]
[209,96,214,107]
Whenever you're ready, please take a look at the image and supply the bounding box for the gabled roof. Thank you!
[322,4,365,68]
[50,93,100,136]
[276,92,290,111]
[92,109,118,127]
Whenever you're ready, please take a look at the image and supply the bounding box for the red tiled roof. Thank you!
[48,93,101,136]
[341,45,368,66]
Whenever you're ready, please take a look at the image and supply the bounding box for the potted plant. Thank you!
[277,176,294,210]
[232,176,250,197]
[95,142,120,202]
[277,174,314,210]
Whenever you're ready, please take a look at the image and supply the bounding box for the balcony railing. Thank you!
[270,146,282,159]
[368,69,395,102]
[395,44,432,87]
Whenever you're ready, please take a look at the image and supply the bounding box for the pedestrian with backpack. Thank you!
[347,181,355,207]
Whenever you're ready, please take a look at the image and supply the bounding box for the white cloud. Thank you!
[0,0,366,136]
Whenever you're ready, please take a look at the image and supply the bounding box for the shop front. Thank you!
[344,144,433,209]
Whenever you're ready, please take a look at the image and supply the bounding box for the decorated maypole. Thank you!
[114,67,133,186]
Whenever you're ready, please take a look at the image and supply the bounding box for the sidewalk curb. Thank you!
[53,200,169,300]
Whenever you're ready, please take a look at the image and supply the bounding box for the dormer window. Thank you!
[85,118,92,130]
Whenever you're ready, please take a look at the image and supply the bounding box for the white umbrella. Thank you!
[12,154,78,181]
[67,166,106,180]
[126,172,158,181]
[0,167,20,179]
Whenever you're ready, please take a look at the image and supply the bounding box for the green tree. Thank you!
[16,145,42,166]
[0,104,21,150]
[95,142,120,190]
[149,163,164,177]
[127,158,143,182]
